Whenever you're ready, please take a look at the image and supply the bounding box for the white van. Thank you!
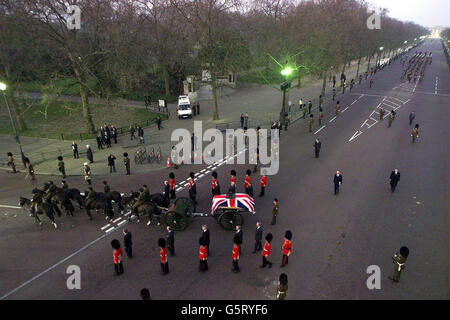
[177,95,193,119]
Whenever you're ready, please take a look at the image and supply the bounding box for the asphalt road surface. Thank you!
[0,39,448,300]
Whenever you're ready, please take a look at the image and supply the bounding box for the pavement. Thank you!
[0,39,448,300]
[0,55,372,176]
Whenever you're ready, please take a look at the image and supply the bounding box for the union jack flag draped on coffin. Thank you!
[211,193,255,214]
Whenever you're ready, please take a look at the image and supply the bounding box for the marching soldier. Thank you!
[25,158,36,182]
[271,198,279,225]
[260,233,273,268]
[411,126,419,143]
[379,108,385,120]
[169,172,176,199]
[259,174,267,197]
[111,239,124,276]
[244,169,251,194]
[61,180,69,190]
[159,238,169,275]
[230,170,237,190]
[57,156,66,178]
[211,171,220,196]
[389,168,401,192]
[281,230,292,267]
[188,172,198,205]
[199,237,208,272]
[123,152,131,175]
[302,107,307,119]
[308,114,314,132]
[388,112,394,127]
[335,101,340,116]
[389,246,409,283]
[7,152,16,173]
[318,107,324,126]
[231,235,240,273]
[83,162,92,185]
[277,273,288,300]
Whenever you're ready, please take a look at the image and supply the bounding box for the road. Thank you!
[0,39,448,300]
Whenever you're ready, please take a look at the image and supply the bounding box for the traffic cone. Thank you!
[166,158,171,168]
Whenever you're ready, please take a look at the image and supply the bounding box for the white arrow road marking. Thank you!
[349,131,363,142]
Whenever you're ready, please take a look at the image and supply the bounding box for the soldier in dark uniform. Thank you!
[103,180,111,194]
[167,226,175,256]
[389,246,409,283]
[57,156,66,178]
[270,198,279,225]
[123,152,130,175]
[389,168,400,192]
[85,187,97,210]
[252,222,263,253]
[123,229,133,258]
[277,273,288,300]
[188,172,198,205]
[61,180,69,190]
[335,101,340,116]
[45,181,61,217]
[7,152,16,173]
[333,170,343,195]
[314,138,321,158]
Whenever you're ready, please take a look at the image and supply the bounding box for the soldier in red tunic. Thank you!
[169,172,176,199]
[260,233,273,268]
[244,169,251,194]
[111,239,124,276]
[159,238,169,275]
[211,171,220,196]
[199,237,208,272]
[281,230,292,267]
[232,235,240,273]
[259,174,267,197]
[188,172,198,205]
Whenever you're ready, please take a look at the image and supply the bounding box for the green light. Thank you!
[0,82,6,91]
[281,67,293,76]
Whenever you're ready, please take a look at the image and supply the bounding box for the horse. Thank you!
[84,192,114,220]
[19,196,58,229]
[33,188,63,217]
[65,188,85,209]
[51,190,75,216]
[128,192,168,225]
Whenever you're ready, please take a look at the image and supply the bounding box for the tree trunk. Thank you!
[79,83,95,134]
[356,57,361,77]
[321,71,327,96]
[211,71,219,120]
[341,62,346,74]
[8,87,27,131]
[366,54,372,72]
[162,64,170,98]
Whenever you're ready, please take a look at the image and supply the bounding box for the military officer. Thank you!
[259,174,267,197]
[123,152,131,175]
[188,172,198,205]
[85,187,97,209]
[389,168,401,192]
[260,233,273,268]
[411,126,419,143]
[308,114,314,132]
[159,238,169,275]
[7,152,16,173]
[389,246,409,283]
[281,230,292,267]
[57,156,66,178]
[318,107,324,126]
[270,198,279,225]
[335,101,340,116]
[83,162,92,185]
[111,239,124,276]
[199,237,208,272]
[379,108,385,120]
[277,273,288,300]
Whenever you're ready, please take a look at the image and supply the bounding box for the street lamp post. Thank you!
[0,82,27,167]
[280,66,293,127]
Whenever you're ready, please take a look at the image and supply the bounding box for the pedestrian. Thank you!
[169,172,176,199]
[333,170,343,195]
[243,112,249,128]
[319,95,323,107]
[111,126,118,144]
[156,116,162,130]
[83,162,92,185]
[138,126,144,144]
[369,78,374,88]
[72,141,79,159]
[389,168,401,192]
[86,145,93,163]
[244,169,251,194]
[199,237,208,272]
[332,75,336,88]
[201,225,210,256]
[365,71,368,80]
[277,273,288,300]
[235,225,243,254]
[389,246,409,283]
[123,152,131,175]
[240,113,244,128]
[335,101,340,116]
[332,88,336,101]
[260,233,273,268]
[211,171,220,196]
[107,154,116,173]
[298,98,303,110]
[252,222,263,253]
[231,235,240,273]
[191,133,197,152]
[308,101,312,114]
[188,172,198,205]
[123,229,133,258]
[288,101,292,113]
[270,198,279,225]
[7,152,16,173]
[253,148,259,173]
[359,74,363,85]
[111,239,124,276]
[341,81,346,94]
[281,230,292,267]
[24,157,36,181]
[167,226,175,256]
[349,79,354,91]
[130,125,135,140]
[314,138,321,158]
[409,111,415,125]
[259,174,267,197]
[158,238,169,275]
[104,133,112,148]
[140,288,151,300]
[308,114,314,132]
[96,134,103,150]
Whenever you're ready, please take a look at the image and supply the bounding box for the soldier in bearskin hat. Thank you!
[231,235,240,273]
[111,239,124,276]
[188,172,198,205]
[244,169,251,194]
[199,237,208,272]
[277,273,288,300]
[281,230,292,267]
[211,171,220,196]
[261,233,273,268]
[159,238,169,274]
[389,246,409,282]
[57,156,66,178]
[123,152,130,175]
[169,172,176,199]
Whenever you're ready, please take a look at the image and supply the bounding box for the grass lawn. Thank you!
[0,99,166,140]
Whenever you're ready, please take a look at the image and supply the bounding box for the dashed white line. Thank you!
[100,224,111,230]
[342,107,349,113]
[329,116,337,122]
[105,227,115,233]
[314,126,326,134]
[112,217,122,223]
[117,220,127,227]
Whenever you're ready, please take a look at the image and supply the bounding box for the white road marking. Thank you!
[389,97,407,104]
[105,227,115,233]
[314,126,326,134]
[198,174,205,178]
[117,220,127,227]
[0,205,21,209]
[342,106,349,113]
[349,131,363,142]
[329,116,337,122]
[112,217,122,223]
[100,224,111,230]
[435,77,438,94]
